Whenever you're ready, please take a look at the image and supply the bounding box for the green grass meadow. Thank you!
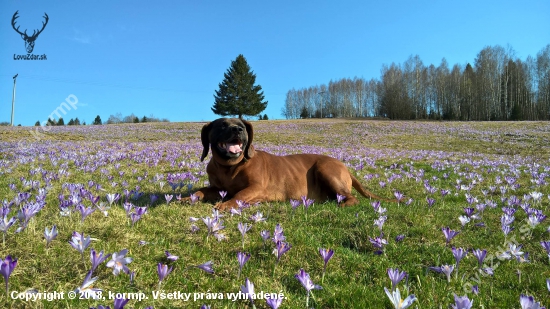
[1,119,549,308]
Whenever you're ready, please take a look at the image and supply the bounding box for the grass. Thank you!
[0,119,549,308]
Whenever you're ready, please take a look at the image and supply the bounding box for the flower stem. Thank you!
[272,260,279,278]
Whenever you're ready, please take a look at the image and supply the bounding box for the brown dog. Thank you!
[188,118,391,210]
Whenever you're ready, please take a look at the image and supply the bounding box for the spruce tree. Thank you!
[212,54,268,119]
[93,115,102,125]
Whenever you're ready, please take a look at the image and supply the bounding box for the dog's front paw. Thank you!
[215,201,237,211]
[177,195,199,205]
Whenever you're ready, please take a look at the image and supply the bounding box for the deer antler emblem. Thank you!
[11,10,49,53]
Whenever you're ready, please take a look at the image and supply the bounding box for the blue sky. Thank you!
[1,0,549,125]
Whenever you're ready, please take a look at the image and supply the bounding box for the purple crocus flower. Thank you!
[96,202,110,217]
[520,294,545,309]
[42,225,57,247]
[236,200,249,210]
[249,211,266,223]
[165,194,173,204]
[371,201,381,212]
[74,271,102,299]
[106,193,120,206]
[123,202,134,218]
[301,196,314,209]
[463,207,475,217]
[452,247,467,273]
[394,191,404,202]
[429,264,454,283]
[106,249,133,275]
[134,206,148,216]
[230,208,242,216]
[203,216,225,242]
[0,216,16,241]
[69,232,92,256]
[190,193,200,204]
[260,230,271,245]
[272,241,291,277]
[90,249,111,273]
[369,236,388,253]
[501,224,513,236]
[113,296,130,309]
[219,191,227,201]
[374,216,387,231]
[290,199,301,211]
[157,263,173,286]
[76,204,95,222]
[426,197,436,207]
[458,215,470,227]
[387,268,407,291]
[541,241,550,260]
[130,213,142,226]
[319,248,334,268]
[295,268,322,308]
[165,251,178,261]
[395,234,405,242]
[0,255,17,294]
[195,261,214,274]
[301,196,314,219]
[384,287,416,309]
[272,224,286,243]
[238,222,252,249]
[451,294,473,309]
[319,248,334,283]
[237,251,251,279]
[336,193,346,205]
[241,278,255,306]
[472,249,487,268]
[508,243,524,259]
[442,227,459,245]
[273,241,292,262]
[266,294,283,309]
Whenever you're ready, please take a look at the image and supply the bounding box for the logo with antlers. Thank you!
[11,10,49,54]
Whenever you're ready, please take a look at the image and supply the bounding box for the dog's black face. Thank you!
[212,118,247,159]
[201,118,254,165]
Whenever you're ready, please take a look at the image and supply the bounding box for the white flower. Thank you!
[384,287,416,309]
[105,249,133,275]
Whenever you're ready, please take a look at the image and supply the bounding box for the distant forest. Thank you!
[282,44,550,121]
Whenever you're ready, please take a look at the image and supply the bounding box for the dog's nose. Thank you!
[230,126,243,133]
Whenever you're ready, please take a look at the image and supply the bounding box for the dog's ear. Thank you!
[242,119,255,159]
[200,122,213,162]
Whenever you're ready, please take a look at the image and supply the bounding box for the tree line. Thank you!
[33,113,169,126]
[282,44,550,120]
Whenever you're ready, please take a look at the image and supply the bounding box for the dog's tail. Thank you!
[351,175,397,202]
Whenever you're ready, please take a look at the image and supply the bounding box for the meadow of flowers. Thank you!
[0,120,549,308]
